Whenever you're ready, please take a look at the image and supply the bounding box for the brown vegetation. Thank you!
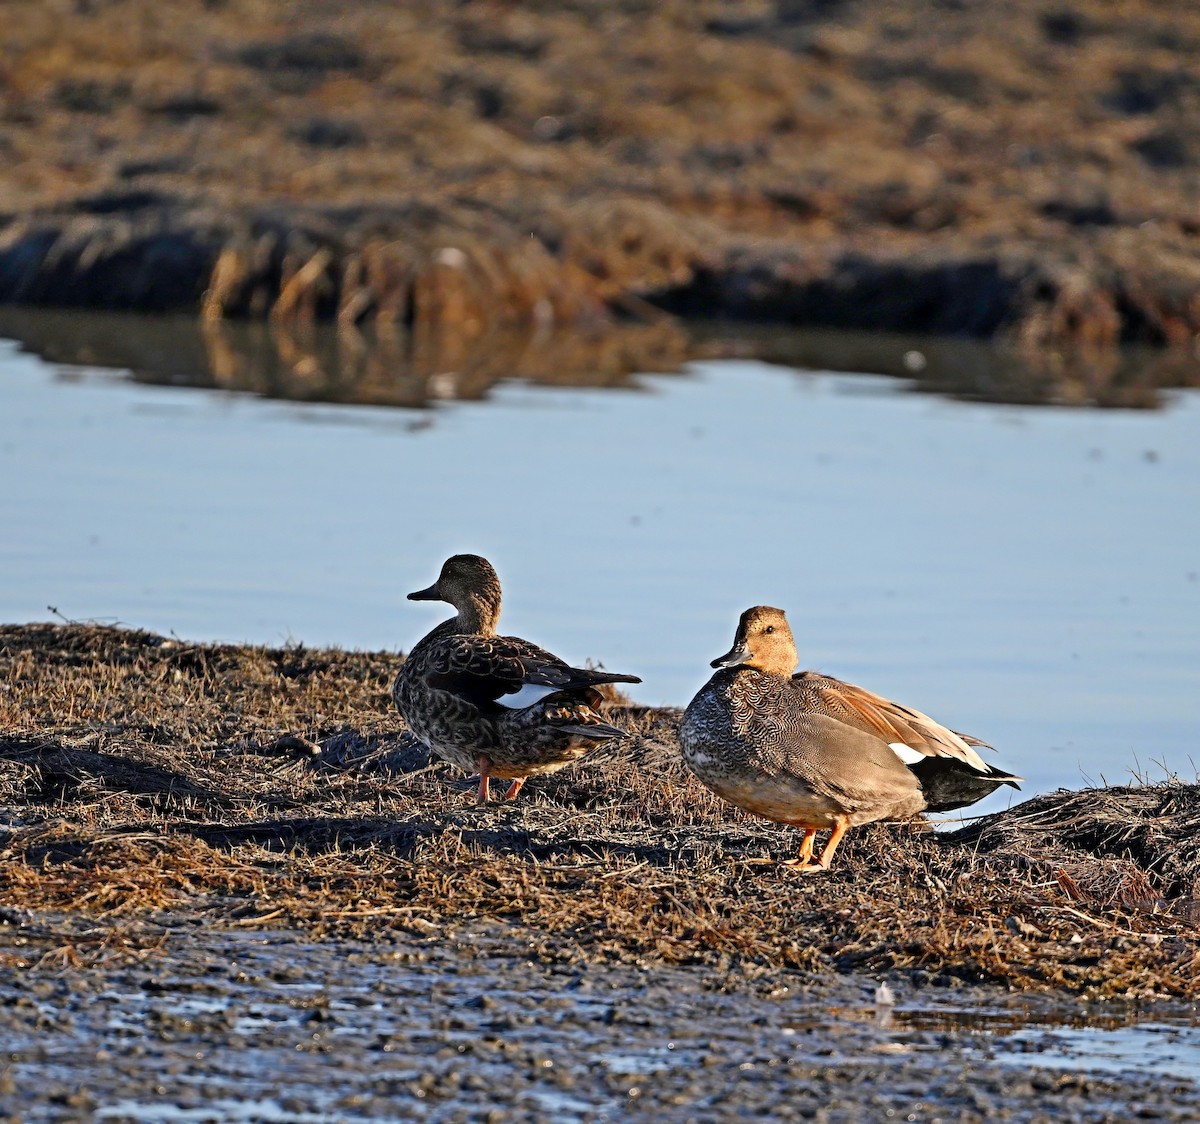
[1,1,1199,353]
[2,623,1197,997]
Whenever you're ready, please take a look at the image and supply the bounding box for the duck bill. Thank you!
[406,583,442,601]
[710,643,750,669]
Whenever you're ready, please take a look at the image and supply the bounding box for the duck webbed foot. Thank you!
[780,859,832,875]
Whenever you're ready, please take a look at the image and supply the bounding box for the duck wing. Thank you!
[791,671,1000,774]
[424,634,639,712]
[763,684,927,813]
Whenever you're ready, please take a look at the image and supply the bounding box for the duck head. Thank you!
[408,554,503,635]
[710,606,798,676]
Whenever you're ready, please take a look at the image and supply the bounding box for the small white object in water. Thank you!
[428,372,459,400]
[874,981,896,1007]
[903,349,927,372]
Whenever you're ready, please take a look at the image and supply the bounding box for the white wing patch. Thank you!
[497,683,560,710]
[889,742,928,765]
[891,739,993,774]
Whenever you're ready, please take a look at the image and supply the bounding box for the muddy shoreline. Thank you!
[3,1,1200,352]
[2,917,1198,1123]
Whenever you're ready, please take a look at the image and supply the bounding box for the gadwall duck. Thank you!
[680,606,1021,872]
[393,554,641,803]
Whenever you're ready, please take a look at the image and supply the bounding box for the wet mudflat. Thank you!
[1,917,1198,1124]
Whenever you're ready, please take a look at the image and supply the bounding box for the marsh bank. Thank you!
[2,623,1197,992]
[3,0,1200,357]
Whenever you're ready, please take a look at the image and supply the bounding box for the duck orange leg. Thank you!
[813,816,850,871]
[502,777,526,801]
[782,817,850,874]
[475,755,491,805]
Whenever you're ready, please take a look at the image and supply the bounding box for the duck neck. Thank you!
[455,590,501,636]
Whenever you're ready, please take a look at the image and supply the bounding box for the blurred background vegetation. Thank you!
[1,0,1198,354]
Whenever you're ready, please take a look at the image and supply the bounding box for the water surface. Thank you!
[2,320,1198,812]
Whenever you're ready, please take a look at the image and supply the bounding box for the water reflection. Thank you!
[0,307,689,408]
[828,998,1200,1081]
[1,306,1196,409]
[693,323,1200,410]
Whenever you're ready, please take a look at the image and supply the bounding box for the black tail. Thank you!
[564,667,641,690]
[910,757,1022,814]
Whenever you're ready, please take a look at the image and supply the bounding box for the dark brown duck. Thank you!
[393,554,641,803]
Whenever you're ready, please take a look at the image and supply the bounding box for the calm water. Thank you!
[2,321,1199,814]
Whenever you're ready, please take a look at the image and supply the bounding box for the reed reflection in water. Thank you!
[1,306,1197,410]
[0,307,689,409]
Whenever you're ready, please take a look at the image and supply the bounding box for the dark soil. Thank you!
[3,920,1198,1123]
[3,1,1200,355]
[2,623,1198,1002]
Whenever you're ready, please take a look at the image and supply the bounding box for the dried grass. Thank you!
[1,1,1200,347]
[2,623,1198,997]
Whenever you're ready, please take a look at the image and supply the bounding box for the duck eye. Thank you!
[764,625,774,634]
